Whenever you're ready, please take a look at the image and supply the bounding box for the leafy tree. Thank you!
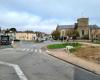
[0,27,1,33]
[5,29,10,34]
[9,28,17,32]
[72,30,79,37]
[90,28,98,42]
[24,30,34,33]
[51,30,60,40]
[35,31,43,37]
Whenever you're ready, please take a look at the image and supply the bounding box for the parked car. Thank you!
[0,35,11,45]
[37,37,46,42]
[14,39,20,42]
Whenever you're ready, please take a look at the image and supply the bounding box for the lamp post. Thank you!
[0,27,1,34]
[90,28,94,42]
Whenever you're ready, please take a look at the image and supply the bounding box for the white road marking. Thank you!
[14,65,28,80]
[46,50,50,53]
[22,49,34,52]
[30,49,33,52]
[39,49,42,53]
[20,48,45,53]
[26,49,30,51]
[34,49,37,53]
[0,61,28,80]
[22,49,26,51]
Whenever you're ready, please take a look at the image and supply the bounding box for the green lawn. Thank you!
[94,40,100,44]
[47,42,81,52]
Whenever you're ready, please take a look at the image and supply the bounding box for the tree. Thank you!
[24,30,34,33]
[9,28,17,32]
[35,31,42,37]
[5,29,10,34]
[90,28,98,42]
[0,27,1,33]
[51,30,60,40]
[72,30,79,37]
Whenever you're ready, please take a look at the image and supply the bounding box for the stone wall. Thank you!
[77,18,89,27]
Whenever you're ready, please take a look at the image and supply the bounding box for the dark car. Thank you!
[0,35,11,45]
[14,39,20,42]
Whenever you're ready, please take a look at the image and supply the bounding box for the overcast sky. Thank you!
[0,0,100,33]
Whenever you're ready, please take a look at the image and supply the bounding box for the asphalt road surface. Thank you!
[0,40,100,80]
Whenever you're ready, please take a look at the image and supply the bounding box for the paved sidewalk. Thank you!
[46,49,100,76]
[0,64,19,80]
[78,42,100,47]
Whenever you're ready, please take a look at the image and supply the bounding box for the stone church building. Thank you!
[56,18,100,39]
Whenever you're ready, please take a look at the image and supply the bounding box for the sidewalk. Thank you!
[46,49,100,76]
[78,42,100,47]
[0,64,19,80]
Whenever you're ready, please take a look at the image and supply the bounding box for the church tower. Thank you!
[77,18,89,38]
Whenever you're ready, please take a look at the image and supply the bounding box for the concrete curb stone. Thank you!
[46,50,100,76]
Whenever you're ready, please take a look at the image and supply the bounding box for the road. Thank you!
[0,41,100,80]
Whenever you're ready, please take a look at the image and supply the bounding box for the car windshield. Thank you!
[1,37,9,41]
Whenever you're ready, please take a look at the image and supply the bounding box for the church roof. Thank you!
[57,24,100,30]
[89,25,100,29]
[57,25,74,29]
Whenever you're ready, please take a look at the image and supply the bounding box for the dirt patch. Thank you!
[73,45,100,64]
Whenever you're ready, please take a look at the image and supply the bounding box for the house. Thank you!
[56,17,100,39]
[0,28,38,41]
[15,31,37,41]
[7,31,37,41]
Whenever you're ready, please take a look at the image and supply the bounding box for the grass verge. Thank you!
[47,42,81,52]
[94,40,100,44]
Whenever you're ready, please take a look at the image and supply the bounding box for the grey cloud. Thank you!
[0,0,100,33]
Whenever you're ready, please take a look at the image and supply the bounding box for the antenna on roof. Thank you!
[82,11,84,17]
[57,24,59,26]
[80,10,87,18]
[79,10,85,18]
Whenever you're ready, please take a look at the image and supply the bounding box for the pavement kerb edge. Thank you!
[46,50,100,76]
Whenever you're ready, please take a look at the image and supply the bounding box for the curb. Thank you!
[46,50,100,76]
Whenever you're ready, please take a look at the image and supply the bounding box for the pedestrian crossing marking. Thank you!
[30,49,33,52]
[34,49,37,53]
[39,49,42,53]
[21,48,42,53]
[26,49,30,51]
[1,48,48,54]
[22,49,26,51]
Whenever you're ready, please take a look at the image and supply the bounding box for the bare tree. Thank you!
[90,27,98,42]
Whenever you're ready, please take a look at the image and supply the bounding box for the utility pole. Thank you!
[0,27,1,34]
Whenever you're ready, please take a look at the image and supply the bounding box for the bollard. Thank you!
[66,46,74,53]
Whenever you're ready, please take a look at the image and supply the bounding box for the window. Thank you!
[61,30,65,36]
[82,30,84,35]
